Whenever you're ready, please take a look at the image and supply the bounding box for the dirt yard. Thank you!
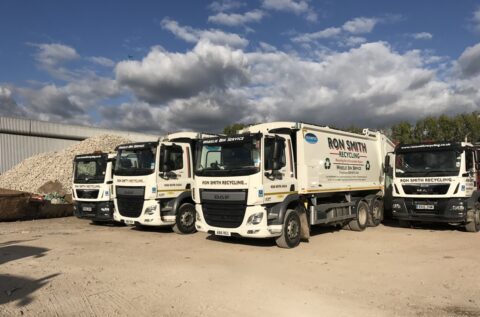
[1,217,479,317]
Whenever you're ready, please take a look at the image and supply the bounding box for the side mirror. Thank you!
[383,155,391,173]
[160,146,171,173]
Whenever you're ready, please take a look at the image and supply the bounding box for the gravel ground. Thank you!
[1,218,479,317]
[0,135,130,195]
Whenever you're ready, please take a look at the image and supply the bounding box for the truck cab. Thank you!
[112,132,213,233]
[72,153,116,222]
[389,142,480,232]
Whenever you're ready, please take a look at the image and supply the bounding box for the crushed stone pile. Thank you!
[0,134,130,195]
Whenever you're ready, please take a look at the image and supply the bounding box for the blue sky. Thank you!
[0,0,479,133]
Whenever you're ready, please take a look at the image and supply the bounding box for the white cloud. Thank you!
[411,32,433,40]
[88,56,115,67]
[342,17,378,34]
[292,27,341,42]
[261,0,317,22]
[472,7,480,32]
[115,40,249,104]
[161,18,249,48]
[208,0,245,12]
[31,43,80,79]
[208,9,264,26]
[456,43,480,78]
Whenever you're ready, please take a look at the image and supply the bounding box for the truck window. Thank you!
[161,145,184,171]
[264,138,286,170]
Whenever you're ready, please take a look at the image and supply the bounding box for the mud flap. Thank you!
[300,212,310,241]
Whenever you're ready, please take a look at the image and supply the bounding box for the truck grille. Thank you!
[402,184,450,195]
[201,189,247,228]
[116,186,145,218]
[76,189,99,199]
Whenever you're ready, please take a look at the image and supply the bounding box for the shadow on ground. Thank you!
[382,219,466,232]
[0,273,60,307]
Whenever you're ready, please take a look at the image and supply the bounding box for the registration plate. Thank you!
[82,206,93,212]
[416,204,434,210]
[215,230,231,237]
[124,219,135,225]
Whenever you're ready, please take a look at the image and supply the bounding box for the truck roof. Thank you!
[160,132,219,142]
[240,121,387,141]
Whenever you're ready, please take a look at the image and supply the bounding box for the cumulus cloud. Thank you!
[457,43,480,78]
[0,86,27,117]
[30,43,80,79]
[115,41,249,104]
[261,0,317,22]
[411,32,433,40]
[208,9,264,26]
[161,18,249,48]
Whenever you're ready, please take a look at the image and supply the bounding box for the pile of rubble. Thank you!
[0,135,130,195]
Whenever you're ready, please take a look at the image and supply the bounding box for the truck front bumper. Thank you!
[391,198,469,223]
[74,201,114,222]
[114,199,175,227]
[195,204,282,238]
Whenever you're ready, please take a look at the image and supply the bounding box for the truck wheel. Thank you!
[173,203,197,234]
[348,200,368,231]
[368,199,383,227]
[276,209,301,248]
[465,210,480,233]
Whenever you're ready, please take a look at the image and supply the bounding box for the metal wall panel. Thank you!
[0,133,78,173]
[0,116,161,174]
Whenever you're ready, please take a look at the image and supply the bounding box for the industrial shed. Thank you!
[0,116,158,173]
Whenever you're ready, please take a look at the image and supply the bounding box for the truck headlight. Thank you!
[247,212,263,225]
[144,205,157,215]
[393,203,402,209]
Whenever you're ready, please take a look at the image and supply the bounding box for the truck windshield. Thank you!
[195,135,261,177]
[395,150,461,177]
[115,145,157,176]
[74,155,107,183]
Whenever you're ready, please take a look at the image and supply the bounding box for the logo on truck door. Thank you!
[305,133,318,144]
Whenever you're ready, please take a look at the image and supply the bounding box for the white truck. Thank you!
[112,132,214,233]
[193,122,394,248]
[387,142,480,231]
[72,153,116,223]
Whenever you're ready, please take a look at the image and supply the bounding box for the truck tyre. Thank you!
[368,199,383,227]
[465,210,480,233]
[348,200,368,231]
[276,209,301,248]
[173,203,197,234]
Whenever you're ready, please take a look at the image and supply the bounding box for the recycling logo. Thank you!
[365,160,371,170]
[324,158,331,169]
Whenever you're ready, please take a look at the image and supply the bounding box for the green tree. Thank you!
[391,121,415,144]
[223,123,248,136]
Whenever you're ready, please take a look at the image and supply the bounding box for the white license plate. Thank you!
[82,206,93,212]
[124,219,135,225]
[215,230,231,237]
[416,204,434,210]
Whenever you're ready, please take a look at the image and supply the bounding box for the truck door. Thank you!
[262,135,297,204]
[158,143,190,195]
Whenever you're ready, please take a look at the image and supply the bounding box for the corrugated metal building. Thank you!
[0,116,158,173]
